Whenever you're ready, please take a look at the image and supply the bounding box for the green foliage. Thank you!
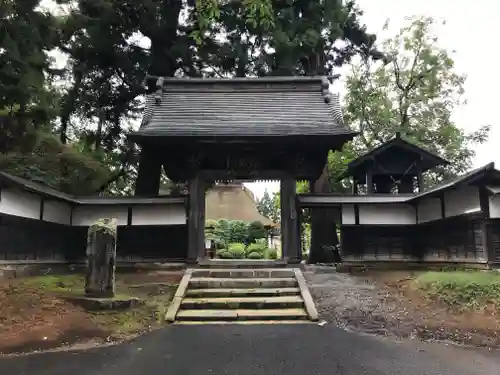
[215,249,231,259]
[245,242,267,257]
[247,251,264,259]
[0,131,110,194]
[265,248,278,260]
[229,220,249,244]
[332,16,490,191]
[414,271,500,311]
[217,243,246,259]
[247,221,267,243]
[212,219,231,248]
[216,241,275,260]
[0,0,59,127]
[256,190,280,222]
[2,0,377,194]
[204,219,218,241]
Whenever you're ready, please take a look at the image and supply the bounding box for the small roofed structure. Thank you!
[340,132,449,194]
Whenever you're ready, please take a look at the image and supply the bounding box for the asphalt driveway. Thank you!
[1,324,499,375]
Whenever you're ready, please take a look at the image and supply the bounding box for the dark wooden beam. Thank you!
[440,193,446,219]
[416,160,423,192]
[366,165,373,194]
[39,197,45,221]
[187,174,206,263]
[127,207,133,226]
[280,176,300,263]
[354,204,360,225]
[478,186,493,264]
[479,186,490,218]
[399,176,414,194]
[134,148,162,196]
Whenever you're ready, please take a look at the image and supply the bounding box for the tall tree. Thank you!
[52,0,379,194]
[0,0,59,151]
[330,16,490,189]
[257,190,280,223]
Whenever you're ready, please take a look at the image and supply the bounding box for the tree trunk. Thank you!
[85,219,117,298]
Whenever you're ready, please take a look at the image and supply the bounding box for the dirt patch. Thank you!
[0,271,182,355]
[303,266,500,348]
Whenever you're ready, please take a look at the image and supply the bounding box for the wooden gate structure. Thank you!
[129,76,354,264]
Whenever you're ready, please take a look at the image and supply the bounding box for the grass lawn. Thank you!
[414,270,500,311]
[0,272,181,354]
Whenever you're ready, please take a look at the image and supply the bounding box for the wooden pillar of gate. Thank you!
[280,175,300,263]
[134,147,162,196]
[187,173,206,263]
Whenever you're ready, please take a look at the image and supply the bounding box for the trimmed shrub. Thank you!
[255,238,267,246]
[245,242,267,257]
[247,251,264,259]
[215,249,232,259]
[265,248,278,260]
[227,243,245,259]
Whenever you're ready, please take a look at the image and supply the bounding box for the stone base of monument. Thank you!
[65,295,145,311]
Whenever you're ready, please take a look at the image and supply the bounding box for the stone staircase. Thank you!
[166,268,318,324]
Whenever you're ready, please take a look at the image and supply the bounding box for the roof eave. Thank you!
[144,74,342,89]
[128,131,358,144]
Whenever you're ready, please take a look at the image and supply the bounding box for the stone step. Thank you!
[181,296,304,309]
[191,269,295,279]
[189,277,297,289]
[173,320,313,325]
[185,287,301,298]
[196,260,288,269]
[176,308,309,321]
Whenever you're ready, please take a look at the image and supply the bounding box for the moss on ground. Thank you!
[17,274,178,335]
[22,274,85,294]
[414,270,500,311]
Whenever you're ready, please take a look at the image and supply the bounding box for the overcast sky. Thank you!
[247,0,497,198]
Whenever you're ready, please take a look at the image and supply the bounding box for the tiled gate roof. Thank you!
[131,76,352,138]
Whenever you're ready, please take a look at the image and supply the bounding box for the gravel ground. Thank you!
[303,265,416,337]
[303,265,500,347]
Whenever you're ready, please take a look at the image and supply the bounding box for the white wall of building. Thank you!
[43,200,72,225]
[0,188,41,219]
[341,204,356,224]
[444,186,481,218]
[0,187,188,227]
[359,204,416,225]
[132,204,186,225]
[341,203,416,225]
[417,197,442,223]
[72,205,129,226]
[489,194,500,218]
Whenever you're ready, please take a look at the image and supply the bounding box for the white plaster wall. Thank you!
[0,188,41,219]
[444,186,481,218]
[72,205,128,226]
[359,204,416,225]
[43,200,71,225]
[489,194,500,218]
[341,204,356,224]
[417,197,442,223]
[132,204,186,225]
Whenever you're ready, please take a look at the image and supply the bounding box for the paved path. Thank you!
[1,325,499,375]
